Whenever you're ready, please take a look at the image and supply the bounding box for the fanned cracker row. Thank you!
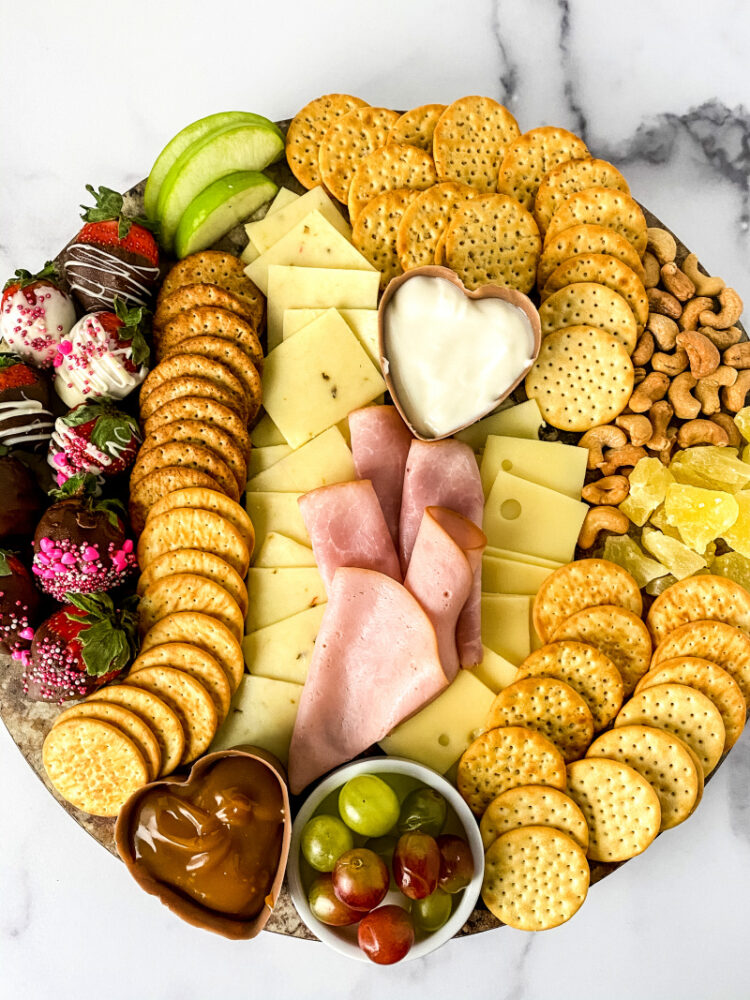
[130,440,240,503]
[544,187,648,257]
[130,643,232,723]
[138,573,245,642]
[156,306,264,367]
[55,701,161,782]
[479,785,589,852]
[87,684,186,776]
[534,156,630,234]
[352,188,422,289]
[136,549,247,616]
[146,487,255,552]
[388,104,446,151]
[538,282,638,355]
[397,182,477,271]
[127,666,217,764]
[142,397,251,459]
[347,142,437,221]
[137,507,250,577]
[537,223,645,290]
[140,611,244,692]
[433,96,520,192]
[497,126,589,210]
[158,251,265,330]
[129,467,227,535]
[161,335,262,416]
[646,575,750,643]
[286,93,369,189]
[139,420,247,494]
[318,106,400,204]
[651,619,750,703]
[154,283,261,333]
[541,253,649,332]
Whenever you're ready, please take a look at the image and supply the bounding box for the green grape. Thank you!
[301,814,354,872]
[412,888,453,933]
[338,774,400,837]
[397,787,447,837]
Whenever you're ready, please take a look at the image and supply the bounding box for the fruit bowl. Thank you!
[287,756,484,963]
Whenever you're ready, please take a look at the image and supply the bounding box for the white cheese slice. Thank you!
[246,426,355,493]
[254,532,316,568]
[251,413,287,447]
[473,646,519,693]
[210,675,302,765]
[480,594,531,665]
[245,491,310,554]
[243,604,327,685]
[283,307,379,366]
[454,399,543,451]
[482,554,557,595]
[247,444,292,479]
[245,186,350,255]
[246,567,326,631]
[484,545,563,570]
[481,436,588,500]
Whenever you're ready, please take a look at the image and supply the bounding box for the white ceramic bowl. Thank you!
[287,756,484,963]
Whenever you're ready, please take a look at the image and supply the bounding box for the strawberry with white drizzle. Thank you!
[0,262,76,368]
[48,399,141,486]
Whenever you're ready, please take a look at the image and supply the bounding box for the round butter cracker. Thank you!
[651,618,750,704]
[286,93,369,190]
[480,784,589,852]
[433,96,520,192]
[497,125,589,211]
[538,282,638,355]
[534,157,630,235]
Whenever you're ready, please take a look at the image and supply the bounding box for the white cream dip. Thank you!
[383,275,536,438]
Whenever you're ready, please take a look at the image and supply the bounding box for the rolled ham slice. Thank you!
[298,480,401,593]
[399,440,485,666]
[349,406,413,547]
[404,507,486,682]
[288,568,448,793]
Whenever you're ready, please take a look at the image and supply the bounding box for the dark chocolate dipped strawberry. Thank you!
[0,551,40,664]
[0,261,76,368]
[32,473,136,600]
[61,185,160,312]
[48,398,141,487]
[0,353,55,453]
[0,449,44,540]
[23,592,137,703]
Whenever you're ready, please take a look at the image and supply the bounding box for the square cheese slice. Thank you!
[210,675,302,765]
[245,186,350,256]
[251,413,287,447]
[483,470,588,564]
[246,426,355,493]
[454,399,543,452]
[243,603,327,685]
[484,545,563,570]
[379,669,495,773]
[481,436,588,501]
[480,593,531,665]
[266,186,300,216]
[245,491,310,555]
[254,532,316,568]
[263,308,386,448]
[473,646,519,693]
[482,554,557,595]
[246,567,326,631]
[266,266,380,348]
[283,308,379,366]
[247,444,292,479]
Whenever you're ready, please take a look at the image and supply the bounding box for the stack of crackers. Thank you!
[457,558,750,931]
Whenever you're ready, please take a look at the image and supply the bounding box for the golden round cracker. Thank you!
[140,354,247,417]
[156,306,263,369]
[396,181,476,271]
[482,826,589,931]
[566,757,661,862]
[146,487,254,554]
[651,618,750,703]
[635,656,746,750]
[550,605,652,697]
[154,283,261,335]
[479,785,589,852]
[647,575,750,644]
[347,142,437,221]
[286,93,369,190]
[486,677,594,763]
[538,282,638,355]
[142,396,251,460]
[433,96,520,192]
[128,466,226,536]
[545,187,648,256]
[318,106,399,204]
[388,104,445,151]
[443,193,542,293]
[130,441,240,502]
[533,559,643,644]
[54,700,161,781]
[587,724,699,832]
[614,681,726,776]
[685,743,705,815]
[541,253,648,333]
[525,326,634,431]
[458,725,567,816]
[352,188,421,289]
[516,641,624,731]
[537,223,645,290]
[138,572,244,642]
[139,420,247,495]
[534,157,630,235]
[137,548,247,616]
[127,666,217,764]
[140,611,244,693]
[43,718,149,817]
[87,683,185,775]
[497,126,589,211]
[434,228,447,266]
[130,642,232,723]
[158,253,265,331]
[161,336,262,421]
[137,506,250,576]
[138,375,248,425]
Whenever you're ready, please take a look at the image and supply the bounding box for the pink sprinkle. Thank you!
[53,354,63,368]
[36,553,50,566]
[83,546,99,562]
[39,538,54,553]
[59,340,72,355]
[11,649,21,661]
[122,539,134,554]
[19,627,34,641]
[61,552,76,566]
[51,548,63,560]
[41,569,54,580]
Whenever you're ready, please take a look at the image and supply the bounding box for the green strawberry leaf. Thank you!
[0,354,24,371]
[93,496,126,529]
[0,551,11,576]
[3,261,59,292]
[63,591,137,677]
[80,185,158,240]
[49,471,99,501]
[113,296,151,368]
[89,413,139,456]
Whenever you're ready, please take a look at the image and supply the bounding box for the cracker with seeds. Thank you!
[54,701,161,782]
[497,126,589,211]
[139,573,244,642]
[137,507,250,576]
[347,142,437,221]
[130,441,240,502]
[140,354,247,416]
[154,283,260,333]
[142,397,251,460]
[535,157,630,235]
[525,326,633,431]
[482,826,589,931]
[139,376,248,425]
[129,642,232,723]
[136,549,247,616]
[614,681,726,776]
[128,466,225,535]
[651,619,750,703]
[161,336,262,420]
[537,223,645,289]
[146,487,254,553]
[388,104,445,151]
[550,605,651,696]
[458,725,567,816]
[433,96,520,191]
[139,420,247,494]
[156,306,264,368]
[140,611,244,692]
[159,252,265,330]
[480,785,589,852]
[127,666,217,764]
[545,187,648,256]
[538,282,638,354]
[352,188,421,289]
[647,575,750,643]
[396,181,476,271]
[286,93,369,190]
[86,684,186,775]
[541,253,648,332]
[318,106,399,204]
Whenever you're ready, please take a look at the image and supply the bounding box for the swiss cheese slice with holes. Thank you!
[481,555,558,596]
[244,186,350,256]
[210,675,302,765]
[283,308,379,365]
[245,492,310,554]
[473,646,519,693]
[481,594,531,665]
[480,436,587,500]
[254,532,316,569]
[246,426,355,493]
[485,546,563,570]
[243,604,327,685]
[245,567,327,631]
[454,399,543,452]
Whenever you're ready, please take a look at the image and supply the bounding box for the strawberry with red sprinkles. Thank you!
[48,399,141,486]
[0,261,76,368]
[0,550,40,666]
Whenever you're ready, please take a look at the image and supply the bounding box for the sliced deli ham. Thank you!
[298,480,401,593]
[404,507,486,682]
[288,568,448,793]
[349,406,413,547]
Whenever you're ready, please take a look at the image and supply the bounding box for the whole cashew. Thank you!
[631,331,655,366]
[651,348,689,376]
[699,325,742,351]
[682,253,726,297]
[629,371,670,413]
[676,419,729,448]
[578,425,628,470]
[647,313,679,350]
[675,330,720,378]
[722,369,750,412]
[582,475,630,505]
[668,372,701,419]
[647,400,675,452]
[642,251,661,289]
[710,412,742,448]
[695,366,738,415]
[723,343,750,369]
[648,287,682,320]
[615,413,653,447]
[646,227,677,266]
[679,296,714,332]
[657,429,678,466]
[597,445,649,476]
[578,506,631,549]
[700,288,744,329]
[661,262,695,302]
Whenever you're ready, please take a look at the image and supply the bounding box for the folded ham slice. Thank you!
[298,480,401,593]
[399,440,485,666]
[288,568,448,793]
[404,507,486,682]
[349,406,413,547]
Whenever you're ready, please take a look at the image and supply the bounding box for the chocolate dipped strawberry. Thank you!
[61,184,160,312]
[23,592,137,703]
[0,353,54,453]
[48,399,141,486]
[32,473,136,600]
[0,261,76,367]
[0,551,40,664]
[0,450,44,540]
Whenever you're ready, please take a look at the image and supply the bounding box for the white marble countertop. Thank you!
[2,1,750,997]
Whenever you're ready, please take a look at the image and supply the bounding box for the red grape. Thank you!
[308,874,362,926]
[332,848,389,911]
[358,905,415,964]
[436,834,474,893]
[393,832,440,900]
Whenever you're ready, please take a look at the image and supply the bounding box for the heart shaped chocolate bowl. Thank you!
[115,747,291,940]
[378,266,542,442]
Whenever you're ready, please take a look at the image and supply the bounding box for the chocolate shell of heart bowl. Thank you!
[115,748,292,939]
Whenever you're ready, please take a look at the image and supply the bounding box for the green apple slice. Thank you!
[157,123,285,251]
[174,171,278,259]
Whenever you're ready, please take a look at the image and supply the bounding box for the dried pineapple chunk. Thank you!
[669,446,750,493]
[603,533,667,588]
[664,483,739,553]
[618,458,674,526]
[734,407,750,443]
[641,526,707,579]
[711,551,750,590]
[722,490,750,557]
